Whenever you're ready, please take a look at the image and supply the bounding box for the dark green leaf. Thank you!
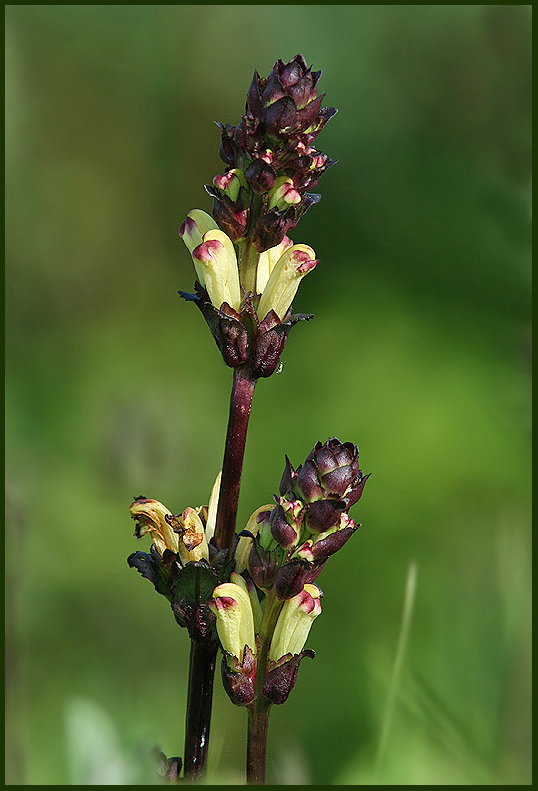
[171,561,218,605]
[127,551,174,598]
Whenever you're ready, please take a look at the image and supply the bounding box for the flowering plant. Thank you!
[127,54,369,784]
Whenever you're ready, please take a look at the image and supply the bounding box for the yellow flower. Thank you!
[256,236,294,295]
[257,244,317,321]
[234,504,274,574]
[268,583,322,662]
[129,472,221,564]
[229,571,263,634]
[178,209,219,285]
[129,498,178,556]
[179,208,316,318]
[209,581,256,662]
[192,229,242,312]
[167,507,209,565]
[203,470,221,544]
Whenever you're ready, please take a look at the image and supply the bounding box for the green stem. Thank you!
[255,590,284,698]
[246,591,284,784]
[246,699,271,785]
[238,239,261,296]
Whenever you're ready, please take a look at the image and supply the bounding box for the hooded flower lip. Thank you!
[229,571,263,634]
[267,176,301,212]
[212,168,246,203]
[209,581,256,663]
[179,209,219,285]
[129,497,178,556]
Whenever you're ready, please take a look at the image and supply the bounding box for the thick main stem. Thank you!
[184,365,255,777]
[183,637,218,780]
[214,365,257,554]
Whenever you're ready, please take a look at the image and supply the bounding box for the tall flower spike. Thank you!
[209,582,256,663]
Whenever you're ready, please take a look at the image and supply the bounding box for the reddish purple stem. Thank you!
[214,364,258,554]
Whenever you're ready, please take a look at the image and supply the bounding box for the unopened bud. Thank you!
[311,519,358,561]
[244,159,277,195]
[205,185,249,243]
[273,558,311,599]
[295,458,323,502]
[248,539,282,591]
[305,498,345,533]
[270,504,299,548]
[268,177,302,212]
[213,168,246,203]
[251,209,297,253]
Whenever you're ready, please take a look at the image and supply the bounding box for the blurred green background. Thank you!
[6,5,531,785]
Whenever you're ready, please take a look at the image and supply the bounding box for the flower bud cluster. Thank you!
[213,54,337,252]
[244,438,370,598]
